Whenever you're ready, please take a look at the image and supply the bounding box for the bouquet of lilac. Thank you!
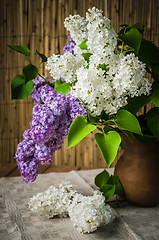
[9,7,159,200]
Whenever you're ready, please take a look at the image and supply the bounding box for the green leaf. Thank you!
[87,113,99,124]
[121,130,134,142]
[35,49,47,62]
[119,28,142,53]
[103,125,111,134]
[151,89,159,107]
[97,63,109,71]
[94,131,121,167]
[126,95,151,115]
[150,63,159,76]
[8,45,30,56]
[152,80,159,92]
[11,74,25,99]
[16,80,34,99]
[147,108,159,140]
[115,110,142,135]
[94,170,110,188]
[67,115,97,148]
[100,184,116,200]
[11,74,34,99]
[107,175,124,197]
[23,64,38,83]
[54,79,63,88]
[138,38,159,64]
[119,23,144,34]
[78,39,88,50]
[55,82,70,94]
[131,23,144,34]
[82,53,92,63]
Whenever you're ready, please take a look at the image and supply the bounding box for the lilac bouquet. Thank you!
[9,7,159,200]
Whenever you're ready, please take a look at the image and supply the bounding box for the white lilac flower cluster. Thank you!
[46,7,152,116]
[46,52,87,84]
[29,182,77,218]
[28,182,115,233]
[68,191,115,233]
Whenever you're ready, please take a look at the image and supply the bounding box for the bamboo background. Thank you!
[0,0,159,168]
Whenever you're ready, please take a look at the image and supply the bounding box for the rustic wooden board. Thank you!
[0,164,18,177]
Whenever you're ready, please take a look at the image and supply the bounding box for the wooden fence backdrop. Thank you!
[0,0,159,168]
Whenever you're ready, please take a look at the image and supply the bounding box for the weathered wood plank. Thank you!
[0,164,17,177]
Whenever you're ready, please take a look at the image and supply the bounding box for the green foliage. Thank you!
[119,28,142,53]
[103,125,111,134]
[107,175,123,197]
[119,23,144,34]
[67,115,97,149]
[23,64,38,83]
[138,38,159,64]
[94,131,121,167]
[97,63,109,71]
[115,109,142,135]
[126,95,151,115]
[8,45,30,56]
[147,107,159,140]
[55,82,70,94]
[95,170,109,188]
[11,74,34,99]
[78,39,88,50]
[94,170,124,200]
[54,79,63,88]
[130,23,144,34]
[121,130,134,142]
[151,89,159,107]
[100,185,116,200]
[151,63,159,77]
[82,53,92,63]
[138,38,159,77]
[35,49,47,62]
[87,113,99,124]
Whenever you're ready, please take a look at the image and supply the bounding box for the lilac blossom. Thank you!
[34,143,54,165]
[15,140,35,161]
[63,35,76,55]
[15,75,87,183]
[31,75,49,104]
[17,158,39,183]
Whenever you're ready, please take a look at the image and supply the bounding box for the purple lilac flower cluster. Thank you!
[31,75,48,104]
[15,76,87,183]
[63,35,76,55]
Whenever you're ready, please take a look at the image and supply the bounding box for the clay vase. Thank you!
[114,136,159,207]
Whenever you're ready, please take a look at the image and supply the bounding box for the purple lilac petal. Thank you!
[15,75,87,183]
[34,143,53,165]
[63,35,76,56]
[31,75,49,104]
[15,140,35,161]
[17,158,39,183]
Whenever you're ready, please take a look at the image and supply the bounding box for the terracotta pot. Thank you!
[114,136,159,207]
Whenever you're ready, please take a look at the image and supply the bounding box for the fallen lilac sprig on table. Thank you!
[28,182,115,233]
